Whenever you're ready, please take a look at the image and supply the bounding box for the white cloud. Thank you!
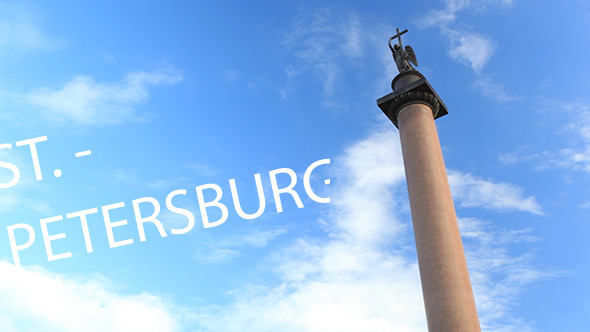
[28,69,183,125]
[458,218,552,331]
[192,128,425,331]
[227,228,288,247]
[194,228,288,264]
[459,218,539,245]
[148,177,190,189]
[343,15,363,59]
[439,0,512,17]
[501,101,590,172]
[0,261,180,332]
[283,10,366,98]
[0,148,54,215]
[414,0,513,73]
[447,30,495,72]
[157,207,201,235]
[196,247,242,265]
[195,256,425,332]
[185,163,219,177]
[0,3,60,54]
[446,0,471,11]
[555,102,590,172]
[448,171,543,214]
[191,127,545,331]
[0,127,545,331]
[413,0,523,106]
[329,129,407,245]
[222,69,239,83]
[414,8,457,28]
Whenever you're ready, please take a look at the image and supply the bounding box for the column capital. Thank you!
[377,72,448,128]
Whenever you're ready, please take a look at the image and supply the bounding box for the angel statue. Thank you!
[388,28,418,73]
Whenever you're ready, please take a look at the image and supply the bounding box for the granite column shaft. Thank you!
[397,102,481,332]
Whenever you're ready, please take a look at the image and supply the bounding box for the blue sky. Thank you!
[0,0,588,331]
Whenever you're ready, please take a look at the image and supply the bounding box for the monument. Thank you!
[377,28,481,331]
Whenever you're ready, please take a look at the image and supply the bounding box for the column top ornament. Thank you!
[377,28,448,128]
[389,28,418,73]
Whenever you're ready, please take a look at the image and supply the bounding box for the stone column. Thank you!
[378,71,481,332]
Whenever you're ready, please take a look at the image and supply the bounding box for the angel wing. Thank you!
[405,45,418,67]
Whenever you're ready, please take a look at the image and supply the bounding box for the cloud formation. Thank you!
[0,2,60,54]
[473,77,521,103]
[556,102,590,171]
[282,10,366,98]
[448,170,542,214]
[447,30,495,72]
[192,127,545,331]
[194,228,288,265]
[499,101,590,172]
[0,126,547,331]
[194,128,427,331]
[414,0,513,73]
[28,69,183,125]
[0,261,180,332]
[459,217,550,331]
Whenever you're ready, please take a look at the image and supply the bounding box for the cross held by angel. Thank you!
[389,28,418,73]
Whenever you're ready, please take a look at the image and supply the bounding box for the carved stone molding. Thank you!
[388,90,440,125]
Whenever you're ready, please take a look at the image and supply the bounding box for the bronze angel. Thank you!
[388,28,418,73]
